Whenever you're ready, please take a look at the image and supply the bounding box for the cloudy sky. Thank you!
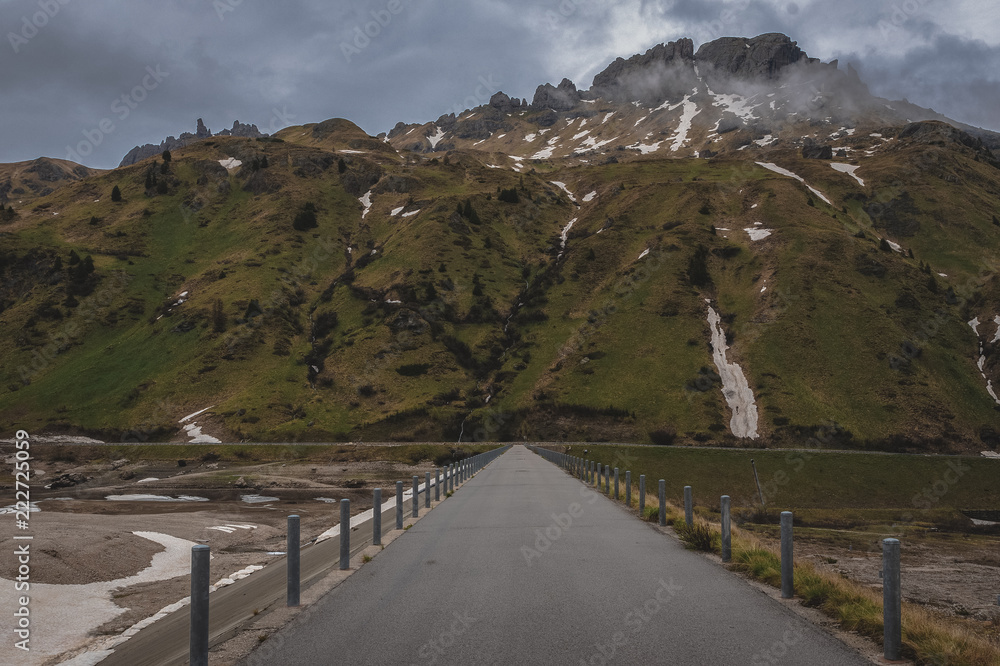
[1,0,998,169]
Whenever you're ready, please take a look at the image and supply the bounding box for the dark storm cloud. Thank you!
[0,0,996,169]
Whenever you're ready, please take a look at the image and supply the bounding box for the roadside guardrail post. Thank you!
[435,469,441,501]
[425,472,431,508]
[613,467,619,499]
[396,481,403,529]
[780,511,793,598]
[412,475,419,518]
[720,495,731,563]
[658,479,666,526]
[287,515,300,607]
[190,545,210,666]
[340,499,351,570]
[373,489,382,546]
[883,538,901,660]
[684,485,693,527]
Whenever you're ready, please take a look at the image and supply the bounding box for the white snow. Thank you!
[427,126,446,149]
[359,190,373,219]
[602,112,615,124]
[573,130,591,140]
[401,209,420,217]
[707,306,759,439]
[486,164,501,169]
[390,206,404,217]
[206,524,256,534]
[885,240,902,253]
[180,407,214,424]
[938,273,948,278]
[582,191,597,202]
[218,157,242,170]
[634,115,648,127]
[632,141,662,154]
[531,146,555,159]
[830,162,865,186]
[0,532,197,663]
[668,94,699,151]
[637,248,650,260]
[744,228,773,241]
[751,204,758,209]
[496,133,506,139]
[993,315,1000,344]
[754,135,775,147]
[338,149,365,154]
[550,181,577,203]
[106,494,208,502]
[241,494,279,504]
[970,317,981,335]
[136,478,159,484]
[524,133,537,142]
[557,218,577,258]
[574,135,619,153]
[754,162,832,205]
[183,423,221,444]
[708,89,761,122]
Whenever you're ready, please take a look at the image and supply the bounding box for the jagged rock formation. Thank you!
[531,78,581,111]
[119,118,266,167]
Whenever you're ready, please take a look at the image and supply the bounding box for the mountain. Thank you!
[0,34,998,452]
[118,118,267,167]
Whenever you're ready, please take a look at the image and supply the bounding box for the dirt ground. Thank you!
[0,452,442,664]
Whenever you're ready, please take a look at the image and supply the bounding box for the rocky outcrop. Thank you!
[694,33,814,80]
[531,78,581,111]
[488,92,525,113]
[119,118,267,167]
[801,140,833,159]
[590,39,695,104]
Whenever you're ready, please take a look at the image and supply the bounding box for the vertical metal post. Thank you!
[435,469,441,501]
[639,475,646,515]
[720,495,731,563]
[287,515,300,607]
[425,472,431,508]
[412,475,419,518]
[658,479,666,526]
[605,466,610,495]
[625,471,631,507]
[396,481,403,529]
[780,511,793,598]
[883,538,901,661]
[373,489,382,546]
[340,499,351,570]
[684,485,693,526]
[190,545,210,666]
[613,468,619,499]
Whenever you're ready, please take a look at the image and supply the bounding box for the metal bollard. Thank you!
[412,475,419,518]
[435,468,441,501]
[639,475,646,515]
[425,472,431,508]
[658,479,666,526]
[614,468,619,499]
[373,489,382,546]
[684,485,693,527]
[883,539,901,661]
[625,471,631,507]
[780,511,793,598]
[396,481,403,529]
[287,515,300,607]
[449,464,454,493]
[720,495,731,563]
[190,545,210,666]
[605,466,610,495]
[340,499,351,570]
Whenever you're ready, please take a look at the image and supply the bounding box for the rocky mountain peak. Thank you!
[693,33,813,79]
[531,78,581,111]
[118,118,267,167]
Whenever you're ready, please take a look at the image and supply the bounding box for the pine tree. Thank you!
[111,185,122,202]
[162,150,172,163]
[338,158,347,174]
[68,250,80,265]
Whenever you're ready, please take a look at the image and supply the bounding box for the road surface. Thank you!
[259,445,868,665]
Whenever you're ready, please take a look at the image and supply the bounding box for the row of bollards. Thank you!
[189,446,509,665]
[529,446,904,663]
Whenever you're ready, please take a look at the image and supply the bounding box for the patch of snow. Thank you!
[531,146,555,159]
[870,133,883,138]
[885,240,902,253]
[634,115,648,127]
[241,494,279,504]
[486,164,501,169]
[182,423,221,444]
[632,141,662,154]
[427,126,446,149]
[213,564,264,589]
[550,181,577,203]
[754,162,832,205]
[668,94,700,151]
[573,130,591,140]
[707,306,759,438]
[637,248,650,260]
[982,451,1000,458]
[359,190,373,219]
[390,206,404,217]
[385,299,402,304]
[338,149,365,154]
[179,406,214,423]
[709,89,761,122]
[969,317,980,335]
[218,157,242,170]
[574,135,619,153]
[938,273,947,278]
[473,139,485,146]
[557,218,577,258]
[401,210,420,217]
[602,112,615,124]
[745,228,773,241]
[497,133,506,139]
[751,204,758,209]
[106,495,208,502]
[754,135,775,147]
[583,191,597,202]
[830,162,865,186]
[524,133,537,142]
[993,315,1000,344]
[136,478,159,484]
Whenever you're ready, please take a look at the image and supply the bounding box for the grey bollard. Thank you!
[720,495,731,563]
[614,467,619,499]
[340,499,351,570]
[190,545,210,666]
[658,479,666,526]
[449,464,454,492]
[396,481,403,529]
[625,471,631,507]
[684,485,693,527]
[780,511,793,598]
[639,475,646,515]
[373,489,382,546]
[425,472,431,508]
[596,463,601,488]
[287,515,300,607]
[882,539,901,661]
[412,475,419,518]
[435,468,441,501]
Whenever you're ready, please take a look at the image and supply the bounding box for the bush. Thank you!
[111,185,122,202]
[293,203,318,231]
[675,521,720,552]
[396,363,430,377]
[649,427,676,446]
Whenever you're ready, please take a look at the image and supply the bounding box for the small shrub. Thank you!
[648,428,676,446]
[675,521,720,552]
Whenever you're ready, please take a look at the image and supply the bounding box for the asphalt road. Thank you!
[262,445,869,666]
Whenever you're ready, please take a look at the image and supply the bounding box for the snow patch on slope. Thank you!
[755,162,832,205]
[707,306,759,438]
[550,181,577,203]
[830,162,864,186]
[359,190,373,219]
